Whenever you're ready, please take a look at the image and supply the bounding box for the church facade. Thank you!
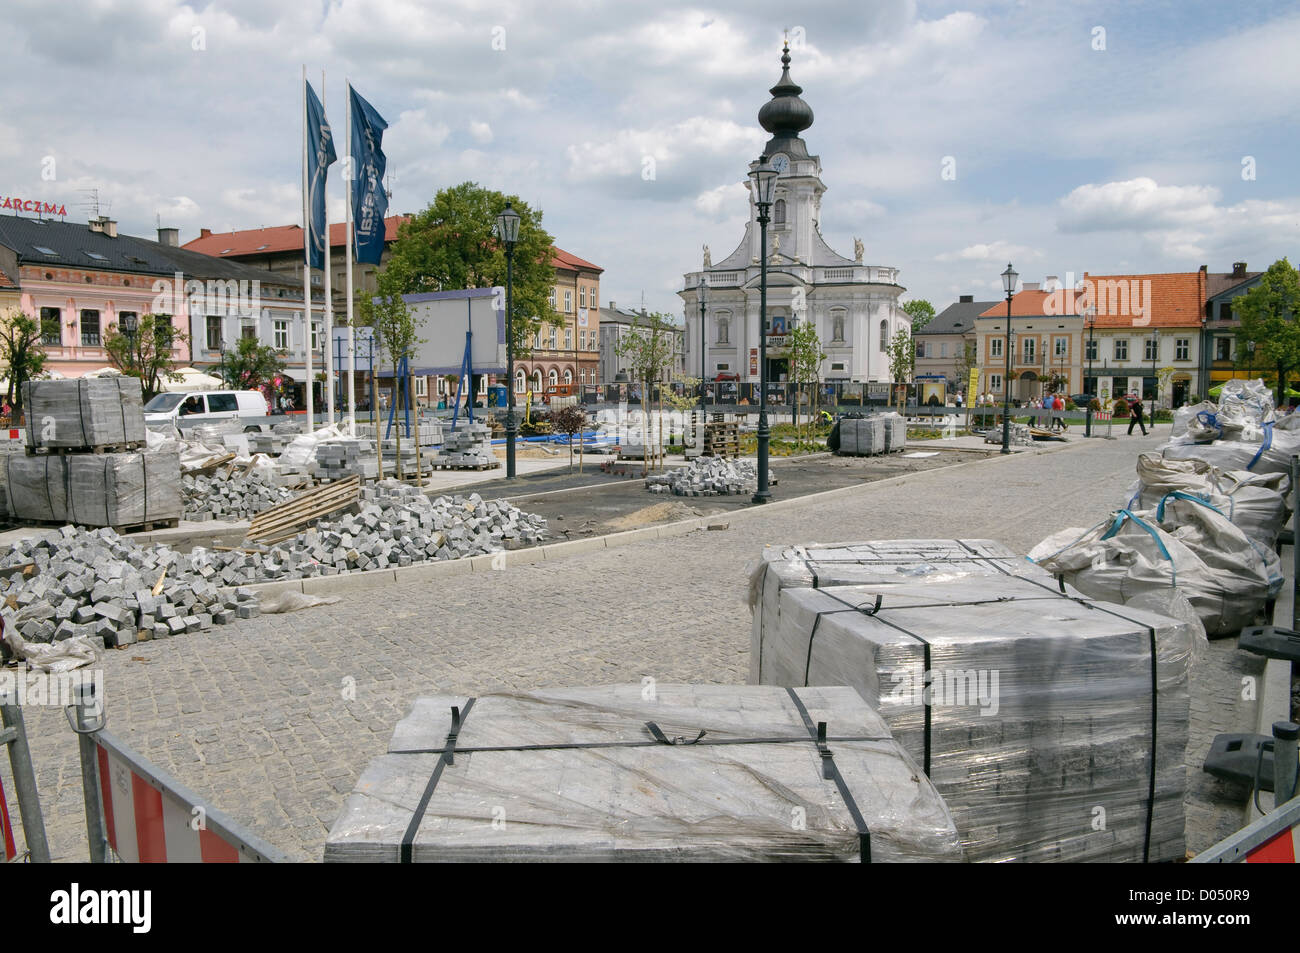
[679,45,907,391]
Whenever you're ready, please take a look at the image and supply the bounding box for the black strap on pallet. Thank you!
[645,722,706,746]
[785,688,871,862]
[956,540,1160,862]
[400,698,475,863]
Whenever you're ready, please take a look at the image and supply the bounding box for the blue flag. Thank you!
[349,85,389,266]
[305,80,336,271]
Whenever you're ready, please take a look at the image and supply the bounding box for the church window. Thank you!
[773,199,786,225]
[879,319,888,352]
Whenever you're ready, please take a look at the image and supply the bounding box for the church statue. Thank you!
[771,233,781,259]
[854,238,864,263]
[702,244,711,268]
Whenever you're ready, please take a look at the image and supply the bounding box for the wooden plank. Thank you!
[246,475,359,544]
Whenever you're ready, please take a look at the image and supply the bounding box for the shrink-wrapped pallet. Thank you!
[325,685,965,863]
[23,377,146,449]
[748,539,1198,863]
[3,451,180,527]
[880,412,907,452]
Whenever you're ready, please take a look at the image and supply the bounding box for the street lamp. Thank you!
[749,154,778,504]
[495,201,521,479]
[698,273,708,403]
[121,312,138,375]
[1000,262,1018,454]
[1150,328,1160,426]
[1084,304,1096,437]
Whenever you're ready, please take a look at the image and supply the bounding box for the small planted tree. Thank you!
[886,326,915,411]
[552,404,587,472]
[365,284,424,480]
[787,321,827,437]
[616,311,677,474]
[0,308,47,425]
[103,313,188,402]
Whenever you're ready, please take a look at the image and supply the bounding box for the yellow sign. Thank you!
[967,367,980,399]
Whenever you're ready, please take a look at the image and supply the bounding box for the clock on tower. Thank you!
[770,153,789,174]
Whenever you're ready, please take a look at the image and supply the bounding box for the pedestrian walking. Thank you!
[1127,396,1147,436]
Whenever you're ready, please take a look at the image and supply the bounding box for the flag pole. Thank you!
[322,68,335,427]
[345,78,357,436]
[301,64,314,435]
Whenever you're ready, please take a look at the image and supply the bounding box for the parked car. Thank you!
[144,389,272,431]
[1068,394,1094,407]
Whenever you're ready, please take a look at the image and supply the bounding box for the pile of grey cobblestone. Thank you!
[182,468,297,521]
[1,526,260,649]
[984,422,1033,447]
[646,456,759,496]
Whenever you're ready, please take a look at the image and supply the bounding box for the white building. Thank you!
[678,44,907,390]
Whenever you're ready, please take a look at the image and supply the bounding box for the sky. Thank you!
[3,0,1299,316]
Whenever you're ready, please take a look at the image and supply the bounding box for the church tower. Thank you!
[680,43,906,395]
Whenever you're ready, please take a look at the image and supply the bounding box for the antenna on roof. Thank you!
[384,172,396,200]
[77,188,101,218]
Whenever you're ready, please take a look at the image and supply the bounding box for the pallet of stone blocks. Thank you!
[835,416,886,456]
[247,431,294,455]
[23,377,146,451]
[2,451,181,529]
[880,412,907,452]
[748,539,1197,863]
[432,422,496,469]
[314,440,379,480]
[324,684,965,862]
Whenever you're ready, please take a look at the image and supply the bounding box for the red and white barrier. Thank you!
[1242,821,1300,863]
[96,743,250,863]
[0,775,17,861]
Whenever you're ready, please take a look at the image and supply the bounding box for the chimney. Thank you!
[87,216,118,238]
[1232,261,1247,278]
[200,227,212,238]
[959,295,973,303]
[157,226,179,247]
[1022,281,1040,291]
[608,301,615,311]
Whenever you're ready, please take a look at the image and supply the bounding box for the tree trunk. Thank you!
[373,370,384,481]
[411,373,423,489]
[394,363,404,481]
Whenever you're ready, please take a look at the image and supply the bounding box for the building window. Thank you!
[548,288,557,310]
[532,369,543,390]
[515,370,526,393]
[1144,338,1158,361]
[80,309,100,346]
[242,325,257,341]
[548,369,558,387]
[549,326,558,349]
[579,287,586,309]
[1054,336,1067,358]
[534,329,543,350]
[274,320,289,350]
[154,317,174,352]
[39,307,61,346]
[565,328,572,350]
[311,322,323,352]
[1021,338,1036,363]
[1114,339,1128,361]
[990,337,1003,359]
[1219,302,1232,320]
[915,341,924,358]
[879,319,888,352]
[990,373,1002,392]
[774,199,786,224]
[414,376,427,398]
[207,315,222,350]
[564,290,573,313]
[940,342,948,359]
[1175,338,1190,361]
[1215,337,1232,361]
[1085,339,1098,361]
[831,309,845,343]
[563,369,572,385]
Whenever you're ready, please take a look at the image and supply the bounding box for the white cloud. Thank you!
[1058,178,1222,232]
[469,120,493,144]
[694,182,748,219]
[936,241,1042,263]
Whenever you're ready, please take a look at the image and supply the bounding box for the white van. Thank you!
[144,390,271,431]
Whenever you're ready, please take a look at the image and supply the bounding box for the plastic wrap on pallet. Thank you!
[23,378,146,449]
[1122,452,1290,549]
[880,412,907,452]
[325,684,965,863]
[2,455,70,522]
[748,543,1199,863]
[1030,503,1272,638]
[3,452,179,527]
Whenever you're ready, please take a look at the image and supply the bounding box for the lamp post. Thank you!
[121,312,138,376]
[495,201,521,479]
[1000,262,1018,454]
[1084,304,1096,437]
[698,274,708,403]
[749,154,778,504]
[1150,328,1160,426]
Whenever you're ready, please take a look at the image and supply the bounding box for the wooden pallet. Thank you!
[246,475,360,545]
[25,442,147,456]
[13,517,180,534]
[703,421,741,458]
[430,460,499,471]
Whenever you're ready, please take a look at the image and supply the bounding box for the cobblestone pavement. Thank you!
[1,428,1256,861]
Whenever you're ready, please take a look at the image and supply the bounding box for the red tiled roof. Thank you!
[1080,271,1205,328]
[551,246,603,273]
[977,289,1083,318]
[977,272,1205,328]
[182,215,410,257]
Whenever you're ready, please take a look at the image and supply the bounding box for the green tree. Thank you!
[954,338,977,393]
[379,182,557,353]
[103,313,187,402]
[902,299,936,332]
[221,336,287,395]
[616,311,677,472]
[886,325,915,410]
[368,291,424,480]
[1235,258,1300,406]
[0,308,47,424]
[551,404,587,472]
[787,320,827,436]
